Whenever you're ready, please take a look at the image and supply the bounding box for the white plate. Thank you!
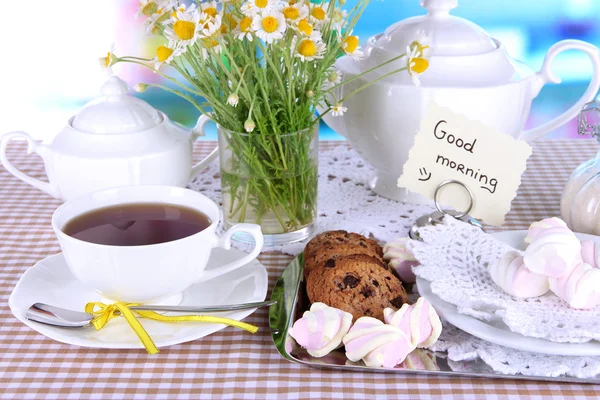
[9,248,268,350]
[416,230,600,356]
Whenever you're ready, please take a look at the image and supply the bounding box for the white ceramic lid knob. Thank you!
[100,76,129,98]
[421,0,458,16]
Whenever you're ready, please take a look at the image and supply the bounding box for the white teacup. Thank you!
[51,185,264,305]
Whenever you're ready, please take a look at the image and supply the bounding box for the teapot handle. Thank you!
[0,131,61,199]
[190,114,219,177]
[519,40,600,143]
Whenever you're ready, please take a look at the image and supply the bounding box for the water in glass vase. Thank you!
[217,124,319,246]
[221,164,318,245]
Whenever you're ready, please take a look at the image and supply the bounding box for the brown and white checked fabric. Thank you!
[1,139,600,399]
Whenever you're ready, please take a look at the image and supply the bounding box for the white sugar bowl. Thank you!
[322,0,600,203]
[0,76,215,201]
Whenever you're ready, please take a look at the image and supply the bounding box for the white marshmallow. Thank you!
[490,250,549,298]
[549,262,600,309]
[524,217,568,244]
[523,226,581,278]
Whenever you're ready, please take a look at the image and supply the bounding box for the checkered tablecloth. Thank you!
[1,139,600,399]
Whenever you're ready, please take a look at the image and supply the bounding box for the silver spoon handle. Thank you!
[128,300,277,313]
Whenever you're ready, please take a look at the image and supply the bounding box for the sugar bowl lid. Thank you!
[360,0,533,86]
[71,76,162,134]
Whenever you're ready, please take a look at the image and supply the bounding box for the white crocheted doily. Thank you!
[409,217,600,343]
[434,323,600,379]
[188,146,435,255]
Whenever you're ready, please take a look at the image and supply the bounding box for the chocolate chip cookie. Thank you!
[306,254,409,321]
[303,230,384,279]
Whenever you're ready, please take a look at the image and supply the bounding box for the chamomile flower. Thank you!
[295,18,322,41]
[134,83,148,92]
[137,0,165,18]
[309,2,330,27]
[244,119,256,132]
[98,44,117,71]
[144,4,174,34]
[242,0,278,17]
[341,35,363,60]
[322,67,342,89]
[280,3,308,23]
[164,4,202,47]
[234,16,254,41]
[227,93,240,107]
[406,42,430,87]
[200,37,222,60]
[199,1,219,19]
[331,7,347,31]
[408,30,432,58]
[331,103,347,117]
[221,13,238,34]
[201,14,222,37]
[153,43,183,69]
[294,38,326,61]
[252,9,287,44]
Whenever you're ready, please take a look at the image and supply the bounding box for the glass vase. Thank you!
[218,124,319,246]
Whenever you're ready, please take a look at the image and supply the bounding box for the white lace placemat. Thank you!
[188,146,435,255]
[409,217,600,343]
[434,324,600,379]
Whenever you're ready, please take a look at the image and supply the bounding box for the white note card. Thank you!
[397,103,532,225]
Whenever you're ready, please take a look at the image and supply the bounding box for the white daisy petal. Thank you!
[252,9,287,44]
[242,0,279,17]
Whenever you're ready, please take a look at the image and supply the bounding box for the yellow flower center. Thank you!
[141,2,157,16]
[104,52,112,68]
[256,0,268,8]
[261,16,278,33]
[173,20,196,40]
[289,0,297,4]
[157,45,174,62]
[298,39,316,57]
[204,7,218,18]
[410,57,429,74]
[344,36,359,53]
[410,40,429,55]
[202,38,219,48]
[311,7,325,20]
[223,13,238,28]
[297,18,313,36]
[239,17,252,32]
[283,6,299,20]
[327,71,338,81]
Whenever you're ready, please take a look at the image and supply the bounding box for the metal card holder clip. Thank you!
[409,180,484,240]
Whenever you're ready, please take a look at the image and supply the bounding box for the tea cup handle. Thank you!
[195,223,264,283]
[0,131,61,199]
[190,114,219,177]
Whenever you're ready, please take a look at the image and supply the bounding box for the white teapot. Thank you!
[323,0,600,202]
[0,76,215,201]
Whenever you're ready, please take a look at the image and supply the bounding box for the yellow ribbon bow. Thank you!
[85,302,259,354]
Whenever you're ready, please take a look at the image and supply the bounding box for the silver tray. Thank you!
[269,254,600,383]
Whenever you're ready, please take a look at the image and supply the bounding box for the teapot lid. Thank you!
[71,76,162,134]
[372,0,497,57]
[358,0,533,86]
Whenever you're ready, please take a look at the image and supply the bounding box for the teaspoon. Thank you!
[25,300,276,328]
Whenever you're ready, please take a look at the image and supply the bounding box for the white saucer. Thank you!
[417,230,600,356]
[9,248,268,350]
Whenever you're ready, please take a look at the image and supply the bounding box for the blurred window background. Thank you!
[0,0,598,141]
